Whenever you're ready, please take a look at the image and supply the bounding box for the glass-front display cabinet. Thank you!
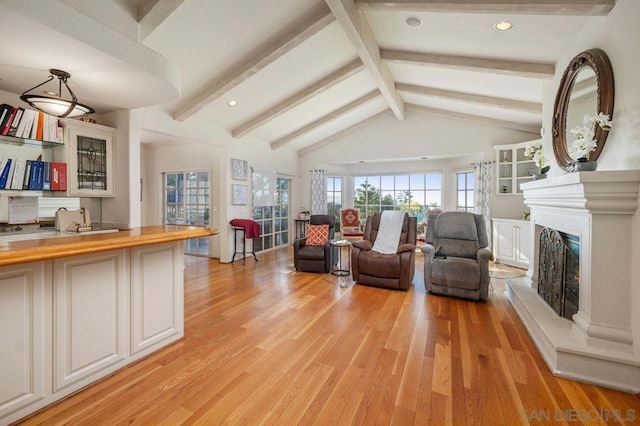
[494,140,538,195]
[55,120,115,197]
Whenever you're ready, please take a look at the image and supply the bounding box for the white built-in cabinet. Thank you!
[492,218,531,269]
[55,120,116,197]
[0,261,50,420]
[130,242,183,354]
[494,140,538,195]
[53,250,128,391]
[0,241,184,425]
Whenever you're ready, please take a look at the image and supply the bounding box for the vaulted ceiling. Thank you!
[0,0,616,157]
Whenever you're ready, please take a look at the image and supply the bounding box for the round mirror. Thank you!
[552,49,614,171]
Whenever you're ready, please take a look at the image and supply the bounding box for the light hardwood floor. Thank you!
[21,247,640,425]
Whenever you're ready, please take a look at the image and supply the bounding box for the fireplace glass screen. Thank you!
[537,227,580,320]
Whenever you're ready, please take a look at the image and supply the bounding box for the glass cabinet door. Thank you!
[495,141,538,195]
[57,120,115,197]
[76,135,107,191]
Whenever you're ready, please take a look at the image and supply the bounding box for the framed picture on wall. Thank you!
[231,158,248,181]
[232,184,248,205]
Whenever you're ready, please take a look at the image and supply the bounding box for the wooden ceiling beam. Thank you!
[325,0,405,120]
[173,5,335,121]
[138,0,187,40]
[354,0,615,16]
[271,90,381,149]
[232,59,364,138]
[406,103,540,134]
[297,109,392,157]
[396,83,542,113]
[382,49,554,79]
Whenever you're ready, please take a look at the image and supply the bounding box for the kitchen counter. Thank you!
[0,225,217,267]
[0,224,219,425]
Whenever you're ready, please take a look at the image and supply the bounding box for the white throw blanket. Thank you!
[372,211,406,254]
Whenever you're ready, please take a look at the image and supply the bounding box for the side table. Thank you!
[231,226,258,264]
[294,217,310,240]
[330,239,352,283]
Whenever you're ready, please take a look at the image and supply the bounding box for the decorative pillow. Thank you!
[306,224,329,246]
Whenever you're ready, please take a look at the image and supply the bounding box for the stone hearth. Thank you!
[506,170,640,393]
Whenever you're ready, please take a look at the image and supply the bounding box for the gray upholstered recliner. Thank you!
[421,211,492,301]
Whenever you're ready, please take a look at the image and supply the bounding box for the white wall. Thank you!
[100,109,141,228]
[538,0,640,356]
[541,0,640,175]
[142,141,224,258]
[59,0,139,40]
[298,109,538,220]
[139,107,299,263]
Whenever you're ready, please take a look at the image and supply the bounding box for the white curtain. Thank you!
[310,169,327,215]
[252,168,277,206]
[473,161,494,246]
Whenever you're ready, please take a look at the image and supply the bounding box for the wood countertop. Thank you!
[0,225,218,267]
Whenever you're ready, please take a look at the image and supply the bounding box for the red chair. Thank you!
[340,208,364,242]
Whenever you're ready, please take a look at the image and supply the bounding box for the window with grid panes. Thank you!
[353,173,442,228]
[456,171,474,212]
[252,177,290,252]
[163,171,210,256]
[326,176,343,231]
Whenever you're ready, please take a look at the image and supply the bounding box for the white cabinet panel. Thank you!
[516,221,531,266]
[0,262,50,418]
[494,221,516,260]
[53,250,128,391]
[492,219,531,269]
[131,242,184,355]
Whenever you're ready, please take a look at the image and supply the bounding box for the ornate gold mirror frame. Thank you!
[552,48,614,170]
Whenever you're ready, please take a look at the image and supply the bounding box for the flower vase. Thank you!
[575,157,597,171]
[529,166,550,180]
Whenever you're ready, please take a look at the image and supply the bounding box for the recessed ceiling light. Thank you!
[44,90,58,96]
[494,21,513,31]
[405,16,423,27]
[227,99,237,107]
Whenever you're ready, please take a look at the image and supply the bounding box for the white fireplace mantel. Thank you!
[506,170,640,393]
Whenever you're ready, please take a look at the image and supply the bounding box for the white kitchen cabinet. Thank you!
[54,119,116,197]
[52,250,128,391]
[494,140,538,195]
[492,218,531,269]
[130,242,184,355]
[0,261,50,419]
[0,236,192,425]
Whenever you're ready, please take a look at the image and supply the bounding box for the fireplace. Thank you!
[504,170,640,393]
[537,228,579,321]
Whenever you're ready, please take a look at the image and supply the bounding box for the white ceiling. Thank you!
[0,0,616,156]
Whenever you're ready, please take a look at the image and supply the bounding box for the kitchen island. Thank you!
[0,225,217,425]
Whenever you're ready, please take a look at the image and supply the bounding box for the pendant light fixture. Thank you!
[20,69,95,118]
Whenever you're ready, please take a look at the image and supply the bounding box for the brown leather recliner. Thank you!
[351,212,417,290]
[293,214,337,273]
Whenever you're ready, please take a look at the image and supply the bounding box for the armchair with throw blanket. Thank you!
[293,214,337,273]
[351,211,417,290]
[421,211,493,301]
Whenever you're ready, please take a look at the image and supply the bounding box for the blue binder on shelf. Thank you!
[28,160,42,190]
[34,161,44,190]
[0,158,12,189]
[42,161,51,191]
